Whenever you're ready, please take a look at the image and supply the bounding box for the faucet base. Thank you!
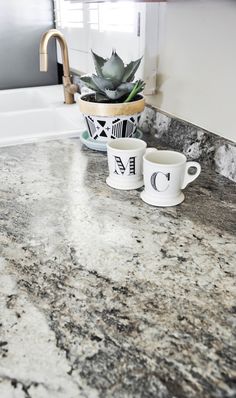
[64,89,75,104]
[63,76,78,104]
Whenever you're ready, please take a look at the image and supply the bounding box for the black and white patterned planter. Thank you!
[79,94,145,142]
[84,114,142,141]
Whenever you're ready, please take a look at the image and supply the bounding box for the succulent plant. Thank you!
[79,50,145,103]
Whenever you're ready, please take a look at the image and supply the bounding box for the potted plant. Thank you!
[78,50,145,142]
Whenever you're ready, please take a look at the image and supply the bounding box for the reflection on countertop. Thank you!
[0,136,235,398]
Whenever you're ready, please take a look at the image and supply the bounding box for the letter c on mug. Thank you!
[151,171,170,192]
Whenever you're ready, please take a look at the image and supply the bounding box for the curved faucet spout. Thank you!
[39,29,77,104]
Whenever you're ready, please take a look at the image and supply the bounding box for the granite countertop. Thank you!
[0,136,235,398]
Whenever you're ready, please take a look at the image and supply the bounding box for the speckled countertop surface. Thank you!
[0,137,235,398]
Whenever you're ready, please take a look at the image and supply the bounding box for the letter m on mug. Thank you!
[114,156,136,176]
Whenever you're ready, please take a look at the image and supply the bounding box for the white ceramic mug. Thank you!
[141,149,201,206]
[106,138,147,190]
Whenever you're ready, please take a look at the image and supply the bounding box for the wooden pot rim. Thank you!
[78,94,145,117]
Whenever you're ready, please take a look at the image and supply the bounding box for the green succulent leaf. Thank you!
[104,83,135,100]
[102,50,125,83]
[104,90,126,101]
[122,57,142,83]
[124,80,145,103]
[95,92,110,103]
[91,50,107,77]
[79,75,98,91]
[117,82,136,92]
[91,74,115,93]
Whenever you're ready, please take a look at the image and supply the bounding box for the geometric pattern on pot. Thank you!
[84,113,142,141]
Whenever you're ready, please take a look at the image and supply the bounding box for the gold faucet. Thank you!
[39,29,78,104]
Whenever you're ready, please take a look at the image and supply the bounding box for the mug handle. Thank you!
[182,161,201,189]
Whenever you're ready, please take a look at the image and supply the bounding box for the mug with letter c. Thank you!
[141,149,201,207]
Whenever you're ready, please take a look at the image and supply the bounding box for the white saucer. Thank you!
[140,191,185,207]
[106,176,144,190]
[80,129,143,152]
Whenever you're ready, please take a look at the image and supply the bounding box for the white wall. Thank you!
[153,0,236,143]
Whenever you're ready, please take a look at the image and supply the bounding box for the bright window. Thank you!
[88,2,136,33]
[53,0,159,93]
[55,0,84,28]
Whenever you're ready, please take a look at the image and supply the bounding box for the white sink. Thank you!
[0,85,86,147]
[0,109,85,146]
[0,88,47,113]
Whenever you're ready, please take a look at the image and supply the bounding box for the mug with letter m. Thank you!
[106,138,147,190]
